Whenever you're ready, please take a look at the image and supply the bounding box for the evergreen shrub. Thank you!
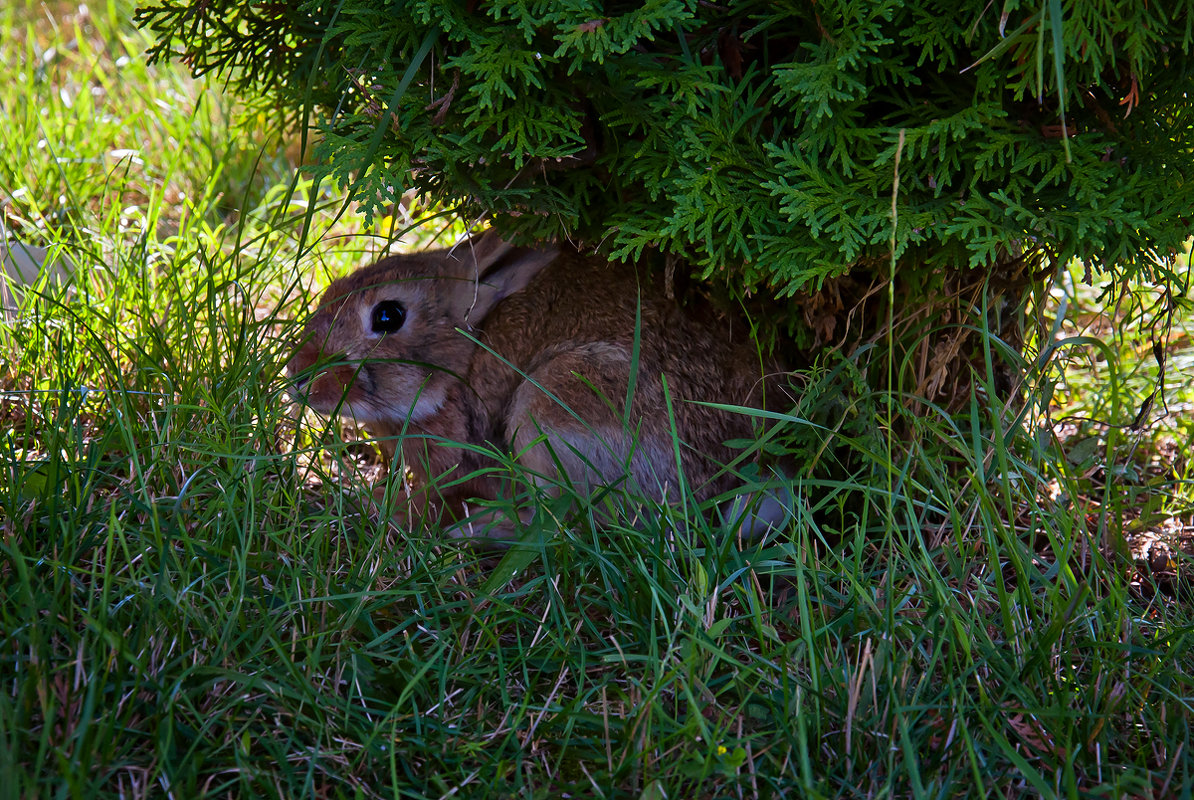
[137,1,1193,354]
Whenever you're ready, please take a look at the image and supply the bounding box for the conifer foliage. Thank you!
[138,1,1193,297]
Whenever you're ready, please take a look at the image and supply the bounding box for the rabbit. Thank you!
[288,233,791,539]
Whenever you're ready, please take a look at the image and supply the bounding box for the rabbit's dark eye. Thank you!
[371,300,407,334]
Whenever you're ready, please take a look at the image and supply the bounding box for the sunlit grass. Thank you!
[1,2,1192,798]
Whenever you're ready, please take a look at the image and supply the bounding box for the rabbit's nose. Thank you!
[287,337,327,376]
[287,337,345,399]
[288,350,364,411]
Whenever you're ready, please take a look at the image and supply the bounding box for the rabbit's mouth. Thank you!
[290,359,376,416]
[292,360,447,426]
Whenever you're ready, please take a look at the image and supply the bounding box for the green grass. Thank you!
[2,2,1193,798]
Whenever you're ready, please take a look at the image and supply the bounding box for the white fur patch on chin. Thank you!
[406,391,446,423]
[339,384,446,426]
[404,384,447,423]
[332,402,383,424]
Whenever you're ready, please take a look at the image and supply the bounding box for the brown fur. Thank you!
[288,234,784,537]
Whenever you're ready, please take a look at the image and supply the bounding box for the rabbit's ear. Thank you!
[452,235,558,323]
[465,233,516,271]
